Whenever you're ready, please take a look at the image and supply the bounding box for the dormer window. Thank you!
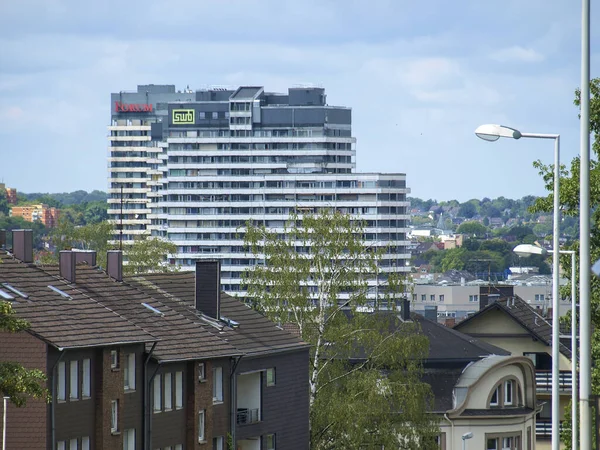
[488,378,521,408]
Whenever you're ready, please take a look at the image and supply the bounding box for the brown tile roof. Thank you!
[42,265,241,363]
[0,252,156,350]
[126,271,308,356]
[454,296,572,359]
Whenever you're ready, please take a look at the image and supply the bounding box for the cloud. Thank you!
[489,46,545,63]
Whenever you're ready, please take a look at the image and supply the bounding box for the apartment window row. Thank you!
[57,437,90,450]
[169,141,351,151]
[57,359,91,402]
[153,371,184,413]
[486,433,521,450]
[168,154,352,164]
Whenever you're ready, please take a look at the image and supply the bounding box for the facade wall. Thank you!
[0,331,47,450]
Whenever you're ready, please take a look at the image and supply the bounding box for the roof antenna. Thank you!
[120,185,123,251]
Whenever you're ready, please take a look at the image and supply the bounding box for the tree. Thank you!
[531,78,600,449]
[0,302,48,406]
[0,188,9,215]
[458,201,478,218]
[123,236,178,275]
[243,210,437,449]
[456,221,488,237]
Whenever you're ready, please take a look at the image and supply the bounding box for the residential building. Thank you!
[10,204,60,228]
[454,295,573,449]
[108,84,411,299]
[0,230,309,450]
[0,183,17,204]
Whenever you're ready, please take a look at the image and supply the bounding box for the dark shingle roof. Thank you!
[422,368,463,412]
[454,296,572,359]
[127,271,307,355]
[42,265,241,363]
[0,252,156,350]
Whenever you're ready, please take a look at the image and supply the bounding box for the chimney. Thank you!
[12,229,33,263]
[195,260,221,320]
[424,304,438,321]
[74,250,97,266]
[107,250,123,281]
[0,229,6,249]
[59,251,77,283]
[401,298,411,321]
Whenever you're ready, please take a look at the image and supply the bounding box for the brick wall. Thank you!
[186,359,217,449]
[0,330,47,450]
[95,347,124,449]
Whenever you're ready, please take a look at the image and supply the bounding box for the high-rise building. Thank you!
[108,85,410,299]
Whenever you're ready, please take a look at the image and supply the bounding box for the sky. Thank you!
[0,0,599,202]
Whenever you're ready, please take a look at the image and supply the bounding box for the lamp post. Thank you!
[2,396,8,450]
[461,431,473,450]
[514,244,578,450]
[476,124,561,450]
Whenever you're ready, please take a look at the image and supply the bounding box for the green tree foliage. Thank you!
[123,236,178,275]
[530,78,600,449]
[0,215,46,249]
[456,221,488,237]
[0,188,9,215]
[243,210,437,449]
[458,201,478,218]
[0,302,49,406]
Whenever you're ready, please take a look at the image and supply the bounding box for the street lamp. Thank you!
[514,243,578,450]
[2,396,8,450]
[476,124,561,450]
[461,432,473,450]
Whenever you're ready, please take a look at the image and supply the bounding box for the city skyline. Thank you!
[1,0,599,201]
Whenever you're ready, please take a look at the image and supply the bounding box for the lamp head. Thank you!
[475,124,523,141]
[462,432,473,440]
[513,243,547,258]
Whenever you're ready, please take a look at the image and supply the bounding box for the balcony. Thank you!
[536,370,572,393]
[236,371,261,426]
[536,420,564,438]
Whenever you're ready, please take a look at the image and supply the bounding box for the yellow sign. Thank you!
[172,109,195,124]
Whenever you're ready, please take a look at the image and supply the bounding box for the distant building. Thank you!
[0,183,17,205]
[10,204,60,228]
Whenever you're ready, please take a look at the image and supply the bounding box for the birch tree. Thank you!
[243,209,437,449]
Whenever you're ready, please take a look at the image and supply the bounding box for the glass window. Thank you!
[266,368,276,387]
[198,362,206,381]
[213,436,224,450]
[153,375,162,412]
[57,361,66,401]
[82,359,91,397]
[266,434,276,450]
[430,295,435,302]
[213,367,223,403]
[505,380,513,405]
[69,361,79,400]
[124,354,136,391]
[69,439,78,450]
[81,437,90,450]
[439,295,445,302]
[164,372,172,410]
[486,438,498,450]
[198,409,206,442]
[502,437,512,450]
[111,350,119,369]
[111,400,118,432]
[175,371,183,409]
[57,442,66,450]
[123,429,135,450]
[421,294,426,301]
[490,385,499,406]
[212,112,218,120]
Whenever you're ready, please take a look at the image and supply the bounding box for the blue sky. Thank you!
[0,0,598,201]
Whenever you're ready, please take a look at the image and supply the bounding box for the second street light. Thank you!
[514,243,578,450]
[476,124,561,450]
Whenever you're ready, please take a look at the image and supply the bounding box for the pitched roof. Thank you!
[126,271,308,356]
[0,251,156,350]
[453,296,572,359]
[41,265,241,363]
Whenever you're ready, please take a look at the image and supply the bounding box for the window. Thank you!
[199,112,206,119]
[198,409,206,442]
[490,385,500,406]
[266,368,276,387]
[69,361,79,400]
[111,400,119,433]
[82,359,91,398]
[486,433,521,449]
[212,112,218,120]
[430,295,435,302]
[57,361,66,401]
[469,294,479,302]
[164,372,173,410]
[213,436,224,450]
[439,295,445,302]
[175,446,183,450]
[111,350,119,369]
[213,367,223,403]
[487,438,498,450]
[175,371,183,409]
[421,294,426,301]
[266,434,276,450]
[535,294,545,302]
[58,442,66,450]
[198,362,206,381]
[82,437,90,450]
[434,433,446,450]
[69,439,78,450]
[153,375,162,412]
[504,380,513,405]
[123,429,135,450]
[124,354,135,391]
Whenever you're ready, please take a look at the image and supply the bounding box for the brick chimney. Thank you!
[12,229,33,263]
[195,260,221,320]
[74,250,97,266]
[0,229,6,249]
[107,250,123,282]
[401,298,411,321]
[59,251,77,283]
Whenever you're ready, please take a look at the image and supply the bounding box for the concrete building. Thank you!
[0,183,17,204]
[108,85,411,299]
[10,204,60,228]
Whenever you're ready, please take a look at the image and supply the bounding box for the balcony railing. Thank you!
[536,370,572,393]
[236,408,260,425]
[536,420,564,438]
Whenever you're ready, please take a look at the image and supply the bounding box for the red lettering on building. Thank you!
[115,101,153,113]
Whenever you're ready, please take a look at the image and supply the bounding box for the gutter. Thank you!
[442,413,453,449]
[143,343,157,450]
[229,355,243,448]
[51,350,67,450]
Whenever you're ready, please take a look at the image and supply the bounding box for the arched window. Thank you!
[488,378,522,408]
